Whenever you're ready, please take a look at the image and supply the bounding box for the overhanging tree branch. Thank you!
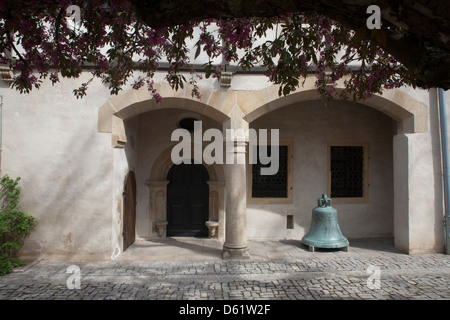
[131,0,450,90]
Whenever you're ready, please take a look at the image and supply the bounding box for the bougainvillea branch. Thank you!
[0,0,416,102]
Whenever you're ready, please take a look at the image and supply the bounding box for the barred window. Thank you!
[252,145,288,198]
[330,146,364,198]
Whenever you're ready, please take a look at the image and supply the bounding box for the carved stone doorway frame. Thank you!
[146,146,225,240]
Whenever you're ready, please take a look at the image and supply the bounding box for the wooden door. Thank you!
[167,163,209,237]
[123,171,136,251]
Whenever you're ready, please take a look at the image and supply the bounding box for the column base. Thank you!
[222,245,251,260]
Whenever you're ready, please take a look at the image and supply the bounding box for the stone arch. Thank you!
[234,80,430,253]
[98,84,231,242]
[98,77,427,149]
[239,80,428,134]
[98,83,231,148]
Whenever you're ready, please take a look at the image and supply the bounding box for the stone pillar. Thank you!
[393,133,444,254]
[222,119,250,259]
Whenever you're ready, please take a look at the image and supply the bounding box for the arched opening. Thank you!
[166,162,210,237]
[247,99,395,240]
[121,106,226,241]
[238,85,434,253]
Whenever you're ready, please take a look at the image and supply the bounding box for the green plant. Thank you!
[0,175,36,276]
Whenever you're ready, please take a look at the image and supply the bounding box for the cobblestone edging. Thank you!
[1,254,449,300]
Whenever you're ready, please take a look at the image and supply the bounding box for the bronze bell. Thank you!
[302,194,349,252]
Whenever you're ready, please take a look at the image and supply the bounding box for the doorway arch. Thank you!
[147,146,226,240]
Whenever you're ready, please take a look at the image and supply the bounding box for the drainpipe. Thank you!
[438,88,450,254]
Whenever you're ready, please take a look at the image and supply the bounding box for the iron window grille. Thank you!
[252,145,288,198]
[330,146,364,198]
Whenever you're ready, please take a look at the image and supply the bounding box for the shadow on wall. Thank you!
[14,117,114,261]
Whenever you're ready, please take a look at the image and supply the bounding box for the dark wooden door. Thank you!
[123,171,136,251]
[167,163,209,237]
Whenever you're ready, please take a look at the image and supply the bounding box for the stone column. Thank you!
[222,121,250,259]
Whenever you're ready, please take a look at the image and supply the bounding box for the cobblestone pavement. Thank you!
[1,240,449,302]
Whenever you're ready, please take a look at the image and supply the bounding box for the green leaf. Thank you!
[194,45,202,60]
[0,174,36,276]
[204,64,212,79]
[281,51,291,64]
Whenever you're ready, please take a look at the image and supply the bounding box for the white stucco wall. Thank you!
[0,74,115,260]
